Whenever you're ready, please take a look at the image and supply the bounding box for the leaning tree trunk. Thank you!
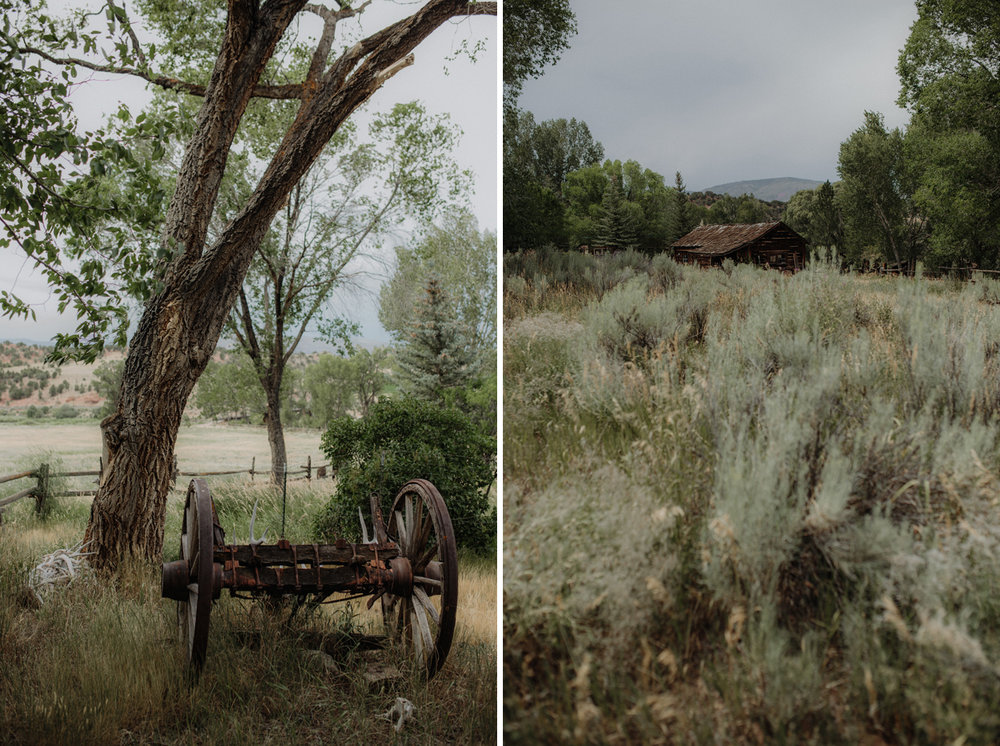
[85,286,233,566]
[82,0,495,572]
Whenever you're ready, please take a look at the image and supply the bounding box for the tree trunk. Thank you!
[86,286,230,568]
[264,374,287,484]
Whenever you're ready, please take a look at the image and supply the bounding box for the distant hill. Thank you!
[703,177,824,202]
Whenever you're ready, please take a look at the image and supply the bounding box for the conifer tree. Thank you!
[673,171,695,240]
[397,277,476,401]
[596,174,637,249]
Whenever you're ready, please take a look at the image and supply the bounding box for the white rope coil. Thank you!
[28,541,94,602]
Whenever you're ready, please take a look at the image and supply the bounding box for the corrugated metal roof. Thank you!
[671,221,785,256]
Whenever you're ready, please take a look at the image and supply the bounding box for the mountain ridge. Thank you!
[702,177,824,202]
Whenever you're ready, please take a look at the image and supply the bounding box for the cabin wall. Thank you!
[673,228,807,270]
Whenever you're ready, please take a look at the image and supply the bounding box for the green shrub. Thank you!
[314,397,496,552]
[53,404,79,419]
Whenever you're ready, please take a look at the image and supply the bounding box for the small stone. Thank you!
[363,662,403,689]
[302,648,340,674]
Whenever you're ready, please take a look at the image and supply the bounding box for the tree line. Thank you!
[503,109,784,253]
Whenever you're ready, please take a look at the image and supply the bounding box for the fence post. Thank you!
[250,456,255,482]
[306,455,311,482]
[34,462,50,516]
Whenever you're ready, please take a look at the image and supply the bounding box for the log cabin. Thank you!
[671,221,807,270]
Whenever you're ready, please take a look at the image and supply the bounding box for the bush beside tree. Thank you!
[313,397,496,553]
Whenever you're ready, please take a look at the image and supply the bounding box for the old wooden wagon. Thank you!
[161,478,457,677]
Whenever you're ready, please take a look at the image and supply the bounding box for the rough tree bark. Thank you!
[81,0,496,571]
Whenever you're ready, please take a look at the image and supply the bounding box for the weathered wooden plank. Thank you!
[0,487,36,508]
[0,470,35,485]
[178,469,247,477]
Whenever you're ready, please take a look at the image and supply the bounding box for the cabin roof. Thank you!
[671,221,798,257]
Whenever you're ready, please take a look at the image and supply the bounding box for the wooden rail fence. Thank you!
[0,456,330,524]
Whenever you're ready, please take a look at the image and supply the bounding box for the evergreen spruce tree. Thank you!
[596,174,637,249]
[397,276,476,401]
[673,171,695,240]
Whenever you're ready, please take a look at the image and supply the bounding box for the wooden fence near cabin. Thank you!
[0,456,331,523]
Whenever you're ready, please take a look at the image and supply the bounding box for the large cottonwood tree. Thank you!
[5,0,495,571]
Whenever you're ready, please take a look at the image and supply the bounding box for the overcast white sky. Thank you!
[0,1,497,348]
[518,0,918,191]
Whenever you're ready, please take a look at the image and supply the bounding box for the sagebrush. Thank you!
[504,251,1000,744]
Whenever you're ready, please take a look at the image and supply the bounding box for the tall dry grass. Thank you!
[504,250,1000,744]
[0,480,496,745]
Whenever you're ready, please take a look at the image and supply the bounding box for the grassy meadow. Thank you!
[503,250,1000,744]
[0,425,496,744]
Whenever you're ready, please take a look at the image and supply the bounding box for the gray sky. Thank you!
[517,0,918,190]
[0,2,496,348]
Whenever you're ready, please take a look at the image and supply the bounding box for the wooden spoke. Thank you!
[394,510,408,555]
[411,596,433,661]
[411,599,425,664]
[413,575,443,589]
[405,495,414,548]
[413,586,440,626]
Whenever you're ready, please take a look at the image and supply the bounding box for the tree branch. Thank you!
[238,286,262,364]
[304,1,372,86]
[21,1,495,104]
[19,45,305,99]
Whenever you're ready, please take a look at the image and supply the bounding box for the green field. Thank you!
[0,420,328,474]
[503,250,1000,744]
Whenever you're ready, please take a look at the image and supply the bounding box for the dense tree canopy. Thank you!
[836,111,925,266]
[782,181,844,253]
[897,0,1000,267]
[564,159,676,251]
[502,109,604,251]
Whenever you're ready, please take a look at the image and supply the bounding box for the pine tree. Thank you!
[397,276,476,401]
[596,174,637,249]
[673,171,695,241]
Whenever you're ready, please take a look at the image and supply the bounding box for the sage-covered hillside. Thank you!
[503,249,1000,744]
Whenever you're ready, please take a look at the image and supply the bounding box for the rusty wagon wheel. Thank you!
[382,479,458,678]
[177,478,216,671]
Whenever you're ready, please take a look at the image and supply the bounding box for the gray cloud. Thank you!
[517,0,916,190]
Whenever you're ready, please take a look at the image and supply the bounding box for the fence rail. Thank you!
[0,456,331,524]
